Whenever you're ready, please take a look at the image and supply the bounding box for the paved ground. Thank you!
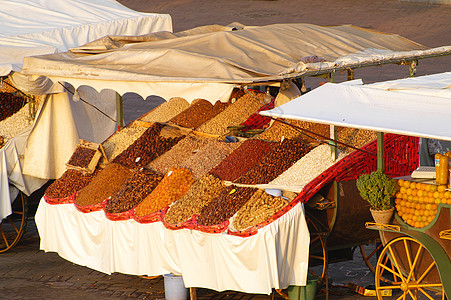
[2,1,451,299]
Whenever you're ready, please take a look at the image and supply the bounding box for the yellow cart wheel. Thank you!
[375,236,444,299]
[0,192,28,253]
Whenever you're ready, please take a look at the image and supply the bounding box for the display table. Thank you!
[35,198,309,294]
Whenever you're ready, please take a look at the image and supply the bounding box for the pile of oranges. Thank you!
[395,179,450,228]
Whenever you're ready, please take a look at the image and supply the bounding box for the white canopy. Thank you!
[0,0,172,76]
[260,72,451,141]
[18,23,445,100]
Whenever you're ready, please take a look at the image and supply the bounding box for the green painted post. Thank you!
[116,93,123,131]
[377,132,385,172]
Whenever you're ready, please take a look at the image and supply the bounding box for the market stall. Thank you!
[261,72,451,299]
[0,0,172,251]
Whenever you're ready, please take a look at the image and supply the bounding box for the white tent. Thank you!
[260,72,451,141]
[0,0,172,220]
[0,0,172,76]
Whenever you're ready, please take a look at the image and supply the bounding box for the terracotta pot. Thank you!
[370,207,394,224]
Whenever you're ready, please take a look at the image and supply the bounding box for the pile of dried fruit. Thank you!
[140,97,190,123]
[269,144,346,188]
[196,90,265,136]
[209,139,277,181]
[112,123,184,169]
[169,99,229,129]
[104,168,163,214]
[45,169,97,199]
[148,134,211,175]
[164,174,225,225]
[134,167,194,216]
[235,139,313,184]
[180,139,242,179]
[0,92,25,121]
[75,163,132,207]
[102,125,148,160]
[336,127,376,153]
[232,189,289,231]
[197,186,257,226]
[67,146,96,168]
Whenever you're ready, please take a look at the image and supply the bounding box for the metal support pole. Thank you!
[377,132,385,172]
[116,93,123,131]
[328,72,338,160]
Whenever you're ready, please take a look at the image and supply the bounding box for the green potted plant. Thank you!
[356,169,397,224]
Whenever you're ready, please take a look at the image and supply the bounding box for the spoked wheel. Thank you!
[275,214,327,299]
[360,242,396,285]
[0,192,28,253]
[375,236,444,300]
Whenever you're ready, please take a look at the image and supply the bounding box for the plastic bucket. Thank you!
[163,274,189,300]
[287,276,319,300]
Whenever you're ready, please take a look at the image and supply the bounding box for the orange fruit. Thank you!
[398,179,405,187]
[404,180,411,188]
[445,191,451,199]
[433,191,440,198]
[410,182,417,190]
[438,185,447,193]
[417,190,424,197]
[430,185,438,193]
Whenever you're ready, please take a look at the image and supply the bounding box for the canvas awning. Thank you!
[260,72,451,141]
[18,23,451,100]
[0,0,172,76]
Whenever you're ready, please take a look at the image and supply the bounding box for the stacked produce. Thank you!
[140,97,190,123]
[75,163,132,207]
[231,189,289,231]
[395,179,445,228]
[45,169,98,199]
[180,139,242,179]
[196,90,265,136]
[169,99,229,129]
[163,174,226,225]
[0,92,25,121]
[209,139,276,181]
[148,134,211,175]
[134,167,194,217]
[104,168,163,214]
[197,186,257,226]
[257,119,329,144]
[102,125,148,160]
[269,144,346,189]
[67,146,96,168]
[235,139,313,184]
[0,104,33,144]
[112,123,184,169]
[337,127,376,153]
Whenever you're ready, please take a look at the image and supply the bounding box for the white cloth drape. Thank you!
[35,198,310,294]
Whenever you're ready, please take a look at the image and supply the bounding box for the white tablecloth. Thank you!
[35,198,309,294]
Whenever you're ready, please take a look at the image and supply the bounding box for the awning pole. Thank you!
[116,93,123,131]
[377,132,385,172]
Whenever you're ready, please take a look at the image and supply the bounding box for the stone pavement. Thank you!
[0,211,378,300]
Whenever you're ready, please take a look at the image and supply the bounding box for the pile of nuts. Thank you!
[164,174,225,225]
[0,104,33,143]
[232,189,289,231]
[140,97,190,123]
[337,127,376,153]
[67,146,96,168]
[196,90,265,136]
[45,169,97,199]
[102,125,148,160]
[197,186,257,226]
[180,139,242,179]
[257,119,329,144]
[75,163,132,207]
[0,92,25,121]
[104,168,163,214]
[134,167,194,216]
[269,144,346,188]
[235,139,313,184]
[148,134,211,175]
[169,99,229,129]
[209,139,277,181]
[112,123,184,169]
